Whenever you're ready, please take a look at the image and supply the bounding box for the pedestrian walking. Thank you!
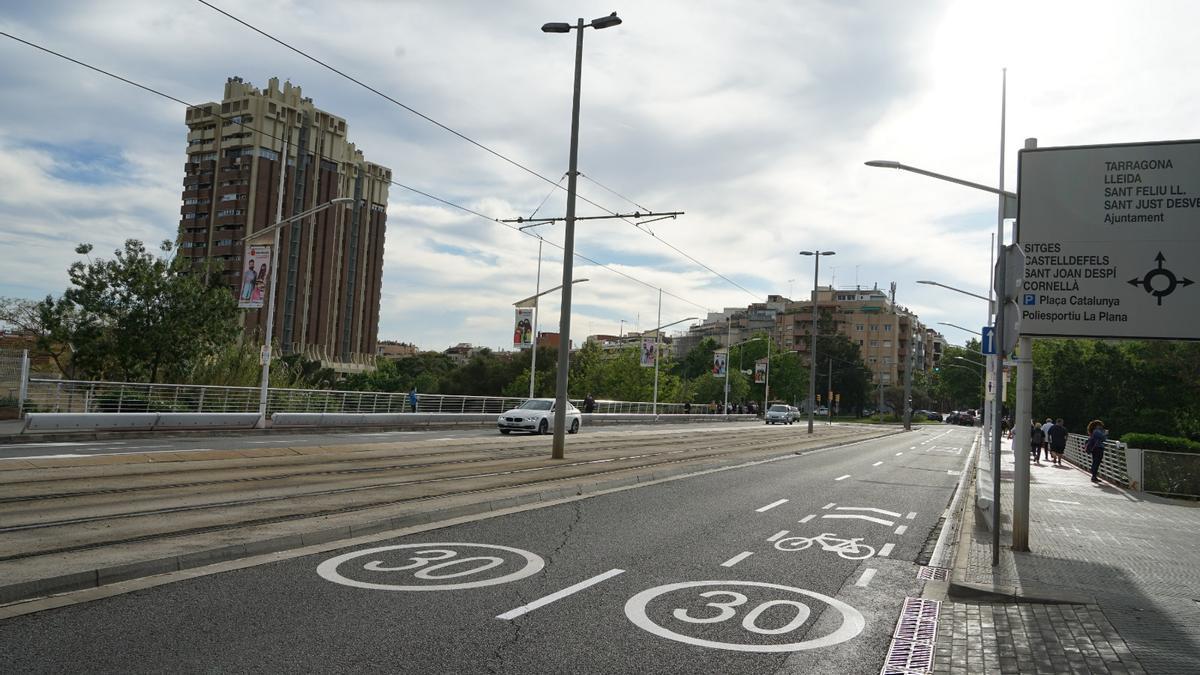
[583,393,596,413]
[408,387,418,413]
[1030,420,1046,466]
[1038,418,1053,461]
[1047,417,1068,466]
[1084,419,1107,483]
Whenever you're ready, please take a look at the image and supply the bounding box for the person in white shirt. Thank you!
[1040,418,1055,462]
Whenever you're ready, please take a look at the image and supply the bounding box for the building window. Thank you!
[221,193,240,201]
[855,324,864,331]
[870,340,879,348]
[883,325,893,332]
[216,209,243,218]
[216,239,234,247]
[258,147,279,161]
[883,340,892,348]
[870,325,879,331]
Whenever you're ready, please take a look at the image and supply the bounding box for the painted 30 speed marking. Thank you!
[624,581,865,653]
[316,542,544,591]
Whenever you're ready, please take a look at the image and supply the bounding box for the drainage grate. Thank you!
[881,597,941,674]
[916,566,949,581]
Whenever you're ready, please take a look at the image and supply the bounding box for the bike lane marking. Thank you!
[834,475,851,481]
[854,568,877,587]
[821,514,894,526]
[822,502,836,510]
[496,568,626,620]
[798,514,816,524]
[316,542,543,591]
[878,543,895,557]
[906,512,916,520]
[768,530,790,542]
[872,461,883,466]
[720,551,755,567]
[756,499,789,512]
[894,525,908,535]
[835,507,902,517]
[895,452,903,456]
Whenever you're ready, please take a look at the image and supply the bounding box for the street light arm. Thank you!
[865,160,1017,200]
[242,197,353,242]
[646,316,700,334]
[917,280,992,303]
[937,321,982,336]
[513,278,589,307]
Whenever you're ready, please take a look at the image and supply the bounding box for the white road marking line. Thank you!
[822,502,836,510]
[1048,499,1081,505]
[834,474,851,481]
[822,514,895,526]
[878,543,895,557]
[909,446,917,450]
[756,499,789,513]
[496,569,625,620]
[855,568,877,587]
[836,507,902,518]
[767,530,790,542]
[895,452,904,456]
[721,551,754,567]
[947,470,962,475]
[906,512,917,520]
[872,461,883,466]
[894,525,908,535]
[798,515,816,524]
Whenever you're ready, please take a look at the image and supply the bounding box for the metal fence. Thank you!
[1064,432,1129,486]
[21,379,699,417]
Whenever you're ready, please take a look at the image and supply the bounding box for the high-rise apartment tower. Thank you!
[178,77,390,366]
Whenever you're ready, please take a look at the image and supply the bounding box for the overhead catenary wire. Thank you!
[195,0,757,304]
[0,30,712,315]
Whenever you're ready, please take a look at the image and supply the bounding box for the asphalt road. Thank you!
[0,425,976,674]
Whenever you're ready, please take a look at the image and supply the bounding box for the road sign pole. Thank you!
[1010,137,1039,553]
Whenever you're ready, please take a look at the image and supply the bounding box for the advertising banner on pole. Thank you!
[712,351,727,376]
[238,244,272,309]
[513,308,533,349]
[640,339,656,367]
[754,360,767,384]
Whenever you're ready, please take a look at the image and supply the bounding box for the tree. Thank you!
[38,240,239,382]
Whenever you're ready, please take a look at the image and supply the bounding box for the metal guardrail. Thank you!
[1063,432,1129,486]
[21,379,700,417]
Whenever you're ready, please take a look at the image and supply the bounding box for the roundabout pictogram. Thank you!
[1127,252,1194,306]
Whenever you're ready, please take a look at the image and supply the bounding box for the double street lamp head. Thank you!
[542,12,621,33]
[799,250,836,256]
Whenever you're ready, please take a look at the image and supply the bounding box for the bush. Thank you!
[1121,432,1200,454]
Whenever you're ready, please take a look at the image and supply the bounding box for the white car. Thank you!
[765,404,793,425]
[498,398,581,435]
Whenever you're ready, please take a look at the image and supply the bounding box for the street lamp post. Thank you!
[245,196,353,428]
[519,223,549,399]
[799,250,834,433]
[646,309,699,415]
[542,12,622,460]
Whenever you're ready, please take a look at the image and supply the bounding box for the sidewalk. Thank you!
[933,442,1200,674]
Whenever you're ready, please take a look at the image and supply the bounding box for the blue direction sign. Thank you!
[981,326,997,355]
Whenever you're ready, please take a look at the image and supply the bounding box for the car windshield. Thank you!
[770,405,789,412]
[519,400,553,411]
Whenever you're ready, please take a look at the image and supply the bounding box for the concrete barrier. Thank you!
[155,413,261,429]
[23,412,260,433]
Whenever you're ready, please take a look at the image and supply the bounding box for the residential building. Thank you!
[178,76,391,369]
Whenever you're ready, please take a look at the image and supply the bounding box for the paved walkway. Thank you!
[934,440,1200,674]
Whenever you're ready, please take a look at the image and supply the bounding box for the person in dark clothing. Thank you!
[683,401,691,414]
[1084,419,1107,483]
[1030,420,1046,466]
[583,393,596,413]
[1047,418,1068,466]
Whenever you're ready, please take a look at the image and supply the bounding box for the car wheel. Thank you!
[500,429,510,435]
[538,418,548,435]
[569,419,580,434]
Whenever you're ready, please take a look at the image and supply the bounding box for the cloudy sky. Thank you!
[2,1,1198,352]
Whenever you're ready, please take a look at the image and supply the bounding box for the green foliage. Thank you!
[36,239,239,382]
[1120,433,1200,453]
[342,351,457,393]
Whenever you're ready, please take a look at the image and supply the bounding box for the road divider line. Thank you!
[906,512,917,520]
[756,499,789,513]
[895,452,903,456]
[855,568,877,587]
[798,515,815,524]
[878,543,895,557]
[834,475,851,481]
[496,568,625,620]
[767,530,790,542]
[836,507,902,517]
[894,525,908,535]
[720,551,754,567]
[822,502,836,510]
[1048,499,1081,505]
[872,461,883,466]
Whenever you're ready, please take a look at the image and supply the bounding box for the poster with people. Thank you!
[712,351,727,376]
[513,308,533,348]
[238,244,272,309]
[754,361,767,384]
[640,339,656,367]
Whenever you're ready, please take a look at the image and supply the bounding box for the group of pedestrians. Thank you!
[1028,416,1109,483]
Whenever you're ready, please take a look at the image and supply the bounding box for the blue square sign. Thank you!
[981,326,996,355]
[1022,293,1036,305]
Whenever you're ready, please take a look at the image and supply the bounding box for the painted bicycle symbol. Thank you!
[316,542,543,591]
[774,532,876,560]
